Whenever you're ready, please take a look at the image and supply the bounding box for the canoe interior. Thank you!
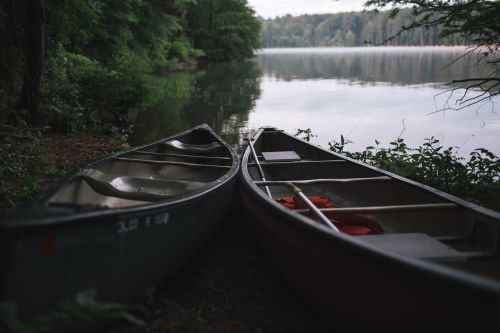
[245,128,500,283]
[48,127,233,208]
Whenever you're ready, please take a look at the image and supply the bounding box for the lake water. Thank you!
[134,47,500,157]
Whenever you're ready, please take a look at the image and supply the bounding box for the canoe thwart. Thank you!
[114,157,231,169]
[358,233,468,261]
[81,169,206,202]
[163,140,222,154]
[255,176,392,186]
[248,159,346,166]
[133,151,231,161]
[295,203,458,215]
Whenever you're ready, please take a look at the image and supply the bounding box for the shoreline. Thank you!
[257,45,476,54]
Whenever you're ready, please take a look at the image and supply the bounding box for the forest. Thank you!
[0,0,261,132]
[260,8,472,48]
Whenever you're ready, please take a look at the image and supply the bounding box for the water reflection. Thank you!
[257,47,490,86]
[131,47,499,158]
[183,61,261,147]
[131,61,261,149]
[250,47,499,157]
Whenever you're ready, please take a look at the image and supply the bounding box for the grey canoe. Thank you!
[0,124,239,322]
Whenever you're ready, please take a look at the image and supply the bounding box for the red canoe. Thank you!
[239,127,500,331]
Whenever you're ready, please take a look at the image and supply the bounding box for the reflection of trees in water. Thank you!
[184,61,261,147]
[130,61,261,146]
[128,73,196,145]
[257,49,490,86]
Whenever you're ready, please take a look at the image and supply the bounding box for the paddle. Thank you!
[244,136,339,232]
[286,182,340,232]
[244,137,272,198]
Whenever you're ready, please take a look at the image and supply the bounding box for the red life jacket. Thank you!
[275,196,383,236]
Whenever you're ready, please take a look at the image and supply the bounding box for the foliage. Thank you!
[0,0,261,131]
[327,135,500,211]
[41,49,149,132]
[260,9,470,48]
[294,128,316,142]
[0,134,44,215]
[364,0,499,108]
[187,0,261,61]
[0,1,26,126]
[364,0,499,46]
[0,290,144,333]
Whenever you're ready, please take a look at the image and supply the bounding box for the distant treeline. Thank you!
[260,9,472,48]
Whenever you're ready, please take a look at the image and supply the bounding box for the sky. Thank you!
[247,0,367,18]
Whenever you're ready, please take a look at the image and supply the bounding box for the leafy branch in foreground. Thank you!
[364,0,500,109]
[327,135,500,211]
[294,128,317,142]
[0,290,144,333]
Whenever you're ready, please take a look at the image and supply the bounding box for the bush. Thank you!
[327,135,500,211]
[41,49,148,132]
[295,129,500,212]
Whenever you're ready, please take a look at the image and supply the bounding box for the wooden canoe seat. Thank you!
[164,140,222,154]
[262,151,301,161]
[358,233,468,262]
[81,169,206,202]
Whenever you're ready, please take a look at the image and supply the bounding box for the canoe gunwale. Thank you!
[2,124,240,229]
[240,126,500,296]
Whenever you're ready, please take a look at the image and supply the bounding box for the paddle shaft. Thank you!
[245,137,338,231]
[286,182,340,232]
[245,138,272,198]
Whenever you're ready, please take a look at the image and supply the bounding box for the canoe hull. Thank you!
[240,185,500,329]
[1,178,235,321]
[0,124,239,322]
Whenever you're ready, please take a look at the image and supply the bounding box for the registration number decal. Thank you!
[117,212,170,234]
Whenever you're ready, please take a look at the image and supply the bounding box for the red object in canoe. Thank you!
[275,195,383,235]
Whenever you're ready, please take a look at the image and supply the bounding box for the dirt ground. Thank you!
[109,203,331,333]
[38,132,130,175]
[0,130,128,215]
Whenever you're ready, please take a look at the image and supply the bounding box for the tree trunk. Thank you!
[208,0,214,33]
[21,0,44,125]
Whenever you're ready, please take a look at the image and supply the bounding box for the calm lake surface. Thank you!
[134,47,500,157]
